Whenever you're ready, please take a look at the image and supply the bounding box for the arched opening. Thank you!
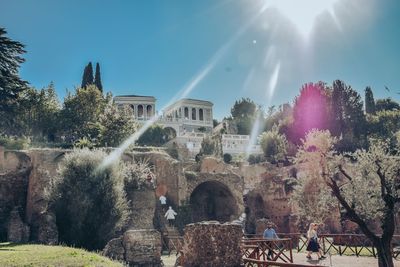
[138,105,144,118]
[184,107,189,119]
[192,108,196,120]
[146,105,153,117]
[129,104,135,116]
[190,181,237,223]
[199,108,204,121]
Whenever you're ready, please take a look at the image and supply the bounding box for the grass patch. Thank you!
[0,243,123,267]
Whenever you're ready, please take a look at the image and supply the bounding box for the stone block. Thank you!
[182,221,242,267]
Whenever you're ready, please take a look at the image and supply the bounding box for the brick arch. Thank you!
[186,173,244,222]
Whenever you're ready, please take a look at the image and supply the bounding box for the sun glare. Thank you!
[263,0,339,37]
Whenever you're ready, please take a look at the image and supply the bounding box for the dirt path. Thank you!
[161,252,400,267]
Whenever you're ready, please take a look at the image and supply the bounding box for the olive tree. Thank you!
[293,129,400,267]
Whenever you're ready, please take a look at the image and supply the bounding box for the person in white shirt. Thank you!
[165,206,177,226]
[159,195,167,205]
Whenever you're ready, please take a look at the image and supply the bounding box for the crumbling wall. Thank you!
[182,221,242,267]
[0,148,32,241]
[103,229,162,266]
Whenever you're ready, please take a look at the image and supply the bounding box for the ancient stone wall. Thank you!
[0,149,32,241]
[182,221,242,267]
[103,229,162,266]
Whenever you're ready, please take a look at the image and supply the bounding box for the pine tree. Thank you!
[81,62,94,88]
[0,27,28,112]
[365,86,376,114]
[94,62,103,92]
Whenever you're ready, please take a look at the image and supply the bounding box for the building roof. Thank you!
[164,98,213,111]
[115,94,156,99]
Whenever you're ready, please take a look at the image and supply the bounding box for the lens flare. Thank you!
[262,0,339,37]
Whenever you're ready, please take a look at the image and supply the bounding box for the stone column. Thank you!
[134,104,138,119]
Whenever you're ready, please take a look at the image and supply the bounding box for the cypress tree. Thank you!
[81,62,94,88]
[94,62,103,92]
[365,86,376,114]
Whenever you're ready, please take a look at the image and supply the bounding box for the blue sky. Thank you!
[1,0,399,119]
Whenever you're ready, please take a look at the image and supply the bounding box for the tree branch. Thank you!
[338,165,353,181]
[375,160,392,201]
[325,176,378,242]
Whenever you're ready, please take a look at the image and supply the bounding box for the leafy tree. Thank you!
[50,149,129,250]
[366,110,400,140]
[0,27,28,112]
[99,102,137,147]
[136,124,168,147]
[259,126,288,163]
[235,117,254,135]
[330,80,366,151]
[290,82,331,143]
[229,98,259,135]
[81,62,94,89]
[0,28,28,133]
[231,98,257,119]
[375,98,400,112]
[294,130,400,267]
[264,103,292,133]
[199,135,222,157]
[94,62,103,92]
[18,83,60,140]
[365,86,376,114]
[291,130,338,228]
[60,85,107,143]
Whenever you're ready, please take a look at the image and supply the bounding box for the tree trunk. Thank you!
[375,238,394,267]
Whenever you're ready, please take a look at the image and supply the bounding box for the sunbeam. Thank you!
[262,0,340,37]
[98,4,269,170]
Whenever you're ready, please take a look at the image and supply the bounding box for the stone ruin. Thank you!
[103,229,162,267]
[182,221,243,267]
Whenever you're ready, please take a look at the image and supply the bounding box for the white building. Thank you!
[161,98,213,136]
[114,95,262,156]
[114,95,156,121]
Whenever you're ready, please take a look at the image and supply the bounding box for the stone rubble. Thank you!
[103,229,162,267]
[182,221,243,267]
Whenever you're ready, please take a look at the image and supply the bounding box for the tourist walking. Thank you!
[306,223,325,260]
[263,222,279,260]
[165,206,177,227]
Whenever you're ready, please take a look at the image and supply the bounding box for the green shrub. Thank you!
[50,149,129,250]
[259,126,288,163]
[247,154,265,165]
[73,137,95,149]
[0,135,30,150]
[223,153,232,164]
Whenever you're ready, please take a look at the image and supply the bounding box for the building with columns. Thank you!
[114,95,262,156]
[161,98,213,136]
[114,95,156,121]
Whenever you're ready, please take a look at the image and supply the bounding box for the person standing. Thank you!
[263,222,279,260]
[165,206,177,227]
[306,223,326,260]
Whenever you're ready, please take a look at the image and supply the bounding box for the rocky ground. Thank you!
[161,252,400,267]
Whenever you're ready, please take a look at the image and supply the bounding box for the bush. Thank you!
[50,149,129,250]
[73,137,95,149]
[136,124,169,147]
[223,153,232,164]
[247,154,264,165]
[259,126,288,163]
[0,135,30,150]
